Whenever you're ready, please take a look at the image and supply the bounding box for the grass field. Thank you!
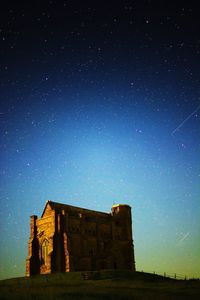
[0,270,200,300]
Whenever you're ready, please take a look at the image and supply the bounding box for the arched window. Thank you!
[41,239,49,265]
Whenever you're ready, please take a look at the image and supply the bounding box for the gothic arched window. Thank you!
[41,239,49,265]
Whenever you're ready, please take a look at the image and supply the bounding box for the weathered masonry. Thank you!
[26,201,136,276]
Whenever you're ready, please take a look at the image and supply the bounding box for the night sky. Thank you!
[0,1,200,280]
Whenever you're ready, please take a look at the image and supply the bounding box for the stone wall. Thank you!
[26,201,136,276]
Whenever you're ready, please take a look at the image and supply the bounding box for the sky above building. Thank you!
[0,1,200,279]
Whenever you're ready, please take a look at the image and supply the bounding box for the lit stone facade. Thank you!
[26,201,135,276]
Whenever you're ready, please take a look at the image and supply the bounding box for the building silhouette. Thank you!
[26,201,135,276]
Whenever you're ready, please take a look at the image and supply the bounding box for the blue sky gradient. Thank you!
[0,1,200,279]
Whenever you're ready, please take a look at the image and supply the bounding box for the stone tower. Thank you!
[26,201,136,276]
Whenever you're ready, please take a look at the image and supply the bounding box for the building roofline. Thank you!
[112,204,131,208]
[41,200,111,217]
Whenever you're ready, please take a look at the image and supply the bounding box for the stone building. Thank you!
[26,201,135,276]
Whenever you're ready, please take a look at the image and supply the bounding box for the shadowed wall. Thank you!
[26,201,135,276]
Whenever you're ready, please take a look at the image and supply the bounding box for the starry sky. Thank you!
[0,1,200,280]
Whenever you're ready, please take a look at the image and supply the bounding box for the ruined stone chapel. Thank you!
[26,201,135,276]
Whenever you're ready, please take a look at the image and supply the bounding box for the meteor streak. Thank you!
[171,104,200,136]
[177,232,190,245]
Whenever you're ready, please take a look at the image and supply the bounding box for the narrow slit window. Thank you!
[41,239,49,265]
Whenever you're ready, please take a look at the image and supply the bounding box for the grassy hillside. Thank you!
[0,270,200,300]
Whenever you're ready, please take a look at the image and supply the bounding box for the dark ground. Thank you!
[0,270,200,300]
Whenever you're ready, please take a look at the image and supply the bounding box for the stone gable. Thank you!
[26,201,136,276]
